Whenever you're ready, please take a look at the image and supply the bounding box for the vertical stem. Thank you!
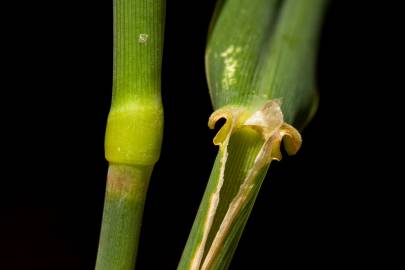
[97,0,165,268]
[96,164,152,270]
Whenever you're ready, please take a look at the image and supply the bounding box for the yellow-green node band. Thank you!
[105,103,163,165]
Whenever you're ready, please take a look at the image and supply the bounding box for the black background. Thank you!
[1,0,390,269]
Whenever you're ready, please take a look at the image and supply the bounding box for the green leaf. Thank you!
[179,1,328,269]
[206,0,281,109]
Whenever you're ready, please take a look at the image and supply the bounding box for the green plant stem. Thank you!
[178,128,265,270]
[96,164,152,270]
[96,0,165,269]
